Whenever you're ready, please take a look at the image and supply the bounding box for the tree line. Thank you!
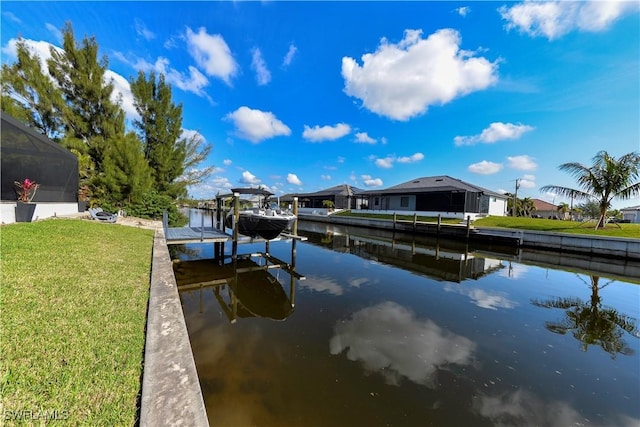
[1,22,212,225]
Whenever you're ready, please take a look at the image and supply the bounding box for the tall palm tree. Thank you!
[540,151,640,229]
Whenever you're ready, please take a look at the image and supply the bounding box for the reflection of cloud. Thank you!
[301,275,343,295]
[445,284,517,310]
[348,277,368,288]
[330,302,476,386]
[474,389,640,427]
[498,263,529,279]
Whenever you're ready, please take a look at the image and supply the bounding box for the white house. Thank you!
[621,205,640,223]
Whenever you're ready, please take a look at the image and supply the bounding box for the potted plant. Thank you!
[14,178,39,222]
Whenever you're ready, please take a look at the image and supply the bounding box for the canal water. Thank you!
[172,212,640,426]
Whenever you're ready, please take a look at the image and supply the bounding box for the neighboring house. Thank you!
[282,184,365,210]
[532,198,565,219]
[360,175,508,219]
[621,205,640,223]
[0,112,79,224]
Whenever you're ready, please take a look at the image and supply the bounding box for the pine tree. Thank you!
[130,70,187,197]
[99,132,153,204]
[47,22,125,171]
[1,38,64,138]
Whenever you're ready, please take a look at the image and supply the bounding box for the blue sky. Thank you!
[2,1,639,209]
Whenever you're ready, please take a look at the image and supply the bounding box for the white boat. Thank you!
[224,189,296,240]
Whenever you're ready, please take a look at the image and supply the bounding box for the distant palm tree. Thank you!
[521,197,535,217]
[557,202,569,220]
[540,151,640,228]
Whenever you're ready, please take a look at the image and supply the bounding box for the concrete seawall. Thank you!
[300,214,640,260]
[140,228,209,426]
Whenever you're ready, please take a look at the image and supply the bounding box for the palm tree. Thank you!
[540,151,640,229]
[557,202,569,220]
[520,197,535,217]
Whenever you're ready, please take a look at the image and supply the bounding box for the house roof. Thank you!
[304,184,364,198]
[363,175,507,198]
[532,198,558,211]
[621,205,640,211]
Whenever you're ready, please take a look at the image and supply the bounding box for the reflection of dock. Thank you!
[175,252,305,323]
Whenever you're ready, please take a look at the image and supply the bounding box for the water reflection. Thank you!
[175,215,640,426]
[330,301,476,387]
[532,275,639,357]
[297,221,511,283]
[174,249,301,323]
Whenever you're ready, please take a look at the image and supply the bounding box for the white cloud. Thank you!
[137,57,211,99]
[468,161,503,175]
[499,1,638,40]
[375,156,395,169]
[3,11,22,24]
[330,302,476,386]
[287,173,303,186]
[134,19,155,41]
[397,152,424,164]
[282,43,297,67]
[185,27,237,85]
[342,28,497,121]
[226,106,291,143]
[519,174,536,188]
[105,70,138,120]
[355,132,377,144]
[2,38,141,120]
[508,155,537,171]
[321,174,331,180]
[302,123,351,142]
[251,47,271,85]
[454,122,534,146]
[223,159,232,166]
[239,170,261,185]
[362,175,383,187]
[45,23,62,42]
[456,6,471,17]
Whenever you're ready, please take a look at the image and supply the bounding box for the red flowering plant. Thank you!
[14,178,40,203]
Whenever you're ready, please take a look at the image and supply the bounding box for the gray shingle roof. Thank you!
[364,175,506,198]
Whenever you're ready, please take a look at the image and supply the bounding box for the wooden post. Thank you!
[413,212,417,229]
[437,214,441,236]
[200,209,205,241]
[232,192,239,259]
[393,212,397,231]
[292,197,299,236]
[466,215,471,239]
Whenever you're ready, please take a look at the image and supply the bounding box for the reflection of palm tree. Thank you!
[532,275,638,358]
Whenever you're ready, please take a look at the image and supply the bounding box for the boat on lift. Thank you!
[224,188,296,240]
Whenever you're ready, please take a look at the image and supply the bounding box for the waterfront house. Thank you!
[621,205,640,223]
[532,198,565,219]
[359,175,508,220]
[281,184,365,211]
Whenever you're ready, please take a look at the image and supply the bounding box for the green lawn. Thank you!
[332,211,640,238]
[472,216,640,238]
[1,219,154,425]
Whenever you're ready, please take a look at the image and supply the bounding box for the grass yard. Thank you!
[473,216,640,238]
[1,219,154,425]
[333,211,640,238]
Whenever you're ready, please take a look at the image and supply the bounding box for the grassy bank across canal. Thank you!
[1,219,154,425]
[332,211,640,239]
